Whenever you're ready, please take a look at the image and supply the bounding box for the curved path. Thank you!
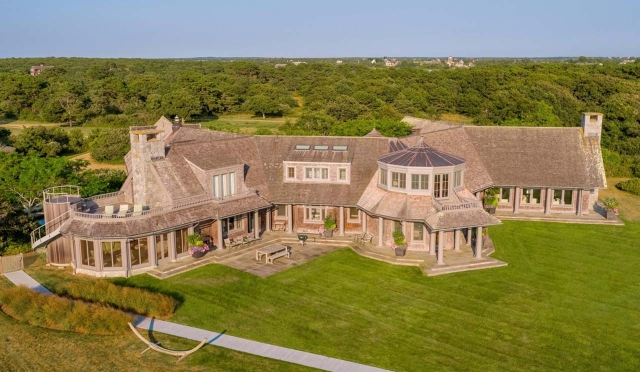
[3,270,390,372]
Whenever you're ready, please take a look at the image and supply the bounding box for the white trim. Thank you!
[303,206,326,224]
[347,207,360,222]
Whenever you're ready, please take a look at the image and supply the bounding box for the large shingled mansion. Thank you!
[34,113,608,277]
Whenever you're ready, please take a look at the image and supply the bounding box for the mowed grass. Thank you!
[104,220,640,371]
[600,177,640,221]
[195,113,290,133]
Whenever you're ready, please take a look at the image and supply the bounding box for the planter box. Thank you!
[191,250,206,259]
[323,229,334,238]
[606,210,617,220]
[394,245,407,257]
[485,206,496,215]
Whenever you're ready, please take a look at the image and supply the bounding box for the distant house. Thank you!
[30,65,54,76]
[336,60,343,64]
[370,59,376,64]
[274,64,287,68]
[384,59,399,67]
[620,59,636,65]
[291,61,305,66]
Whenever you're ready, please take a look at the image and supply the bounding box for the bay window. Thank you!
[130,237,150,266]
[101,241,122,269]
[80,240,95,267]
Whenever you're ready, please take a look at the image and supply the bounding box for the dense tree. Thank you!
[87,128,130,162]
[10,126,74,157]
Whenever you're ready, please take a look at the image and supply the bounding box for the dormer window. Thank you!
[305,167,328,180]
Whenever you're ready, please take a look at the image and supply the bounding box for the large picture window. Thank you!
[379,169,388,186]
[101,241,122,269]
[155,234,169,262]
[391,172,406,188]
[522,189,542,204]
[80,240,95,267]
[553,189,573,205]
[130,238,149,266]
[304,206,326,223]
[434,174,449,198]
[411,174,429,190]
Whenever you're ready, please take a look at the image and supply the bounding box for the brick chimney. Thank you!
[581,112,603,143]
[129,128,166,207]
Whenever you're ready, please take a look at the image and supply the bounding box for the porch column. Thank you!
[544,188,552,215]
[378,217,384,247]
[475,226,483,259]
[266,207,272,232]
[429,231,436,255]
[362,212,367,233]
[286,204,293,233]
[437,230,445,265]
[339,206,345,236]
[454,229,461,251]
[254,210,260,238]
[514,187,520,213]
[466,228,472,245]
[169,231,177,261]
[577,189,584,216]
[217,220,223,250]
[123,239,131,277]
[149,236,157,268]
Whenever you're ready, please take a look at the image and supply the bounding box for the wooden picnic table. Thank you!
[255,244,291,264]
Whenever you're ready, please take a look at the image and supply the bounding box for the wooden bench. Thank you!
[256,244,291,264]
[266,249,290,264]
[274,221,287,231]
[128,322,207,363]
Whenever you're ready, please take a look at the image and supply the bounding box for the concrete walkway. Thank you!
[3,270,52,295]
[3,270,390,372]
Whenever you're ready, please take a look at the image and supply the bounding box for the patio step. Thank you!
[425,258,508,276]
[349,243,424,267]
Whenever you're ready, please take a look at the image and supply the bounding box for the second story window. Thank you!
[305,167,328,180]
[379,169,388,186]
[339,168,347,181]
[391,172,406,188]
[454,170,462,188]
[214,172,236,198]
[287,167,295,179]
[411,174,429,190]
[434,174,449,198]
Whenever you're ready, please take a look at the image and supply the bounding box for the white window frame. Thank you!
[229,172,236,196]
[391,172,406,189]
[412,223,425,242]
[454,170,462,188]
[275,205,287,218]
[347,207,360,222]
[222,174,228,197]
[521,188,542,204]
[304,206,326,223]
[212,175,219,197]
[411,174,429,190]
[499,187,511,203]
[433,174,449,199]
[379,169,388,186]
[552,189,574,205]
[338,168,347,181]
[304,167,329,180]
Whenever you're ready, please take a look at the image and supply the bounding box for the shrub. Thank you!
[392,230,406,246]
[56,280,178,319]
[0,286,132,335]
[616,178,640,196]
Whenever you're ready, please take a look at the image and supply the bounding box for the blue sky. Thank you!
[1,0,638,58]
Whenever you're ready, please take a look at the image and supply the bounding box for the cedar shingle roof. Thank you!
[464,127,606,188]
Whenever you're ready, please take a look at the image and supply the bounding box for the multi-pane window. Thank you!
[80,240,95,267]
[379,169,388,186]
[101,241,122,268]
[229,172,236,196]
[222,174,228,197]
[339,168,347,181]
[130,238,149,266]
[287,167,295,179]
[411,174,429,190]
[305,167,329,180]
[212,175,219,197]
[155,234,169,262]
[522,189,542,204]
[413,223,424,241]
[454,171,462,188]
[348,207,359,221]
[175,228,189,255]
[214,172,235,198]
[500,188,511,203]
[222,215,244,234]
[553,189,573,205]
[433,174,449,198]
[305,206,326,222]
[391,172,406,188]
[276,204,287,217]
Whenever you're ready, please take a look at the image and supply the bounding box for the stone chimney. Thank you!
[129,128,166,207]
[581,112,603,143]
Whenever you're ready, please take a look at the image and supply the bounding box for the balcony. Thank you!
[432,191,482,212]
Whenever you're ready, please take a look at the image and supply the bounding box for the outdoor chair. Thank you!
[224,238,243,249]
[361,233,374,245]
[132,204,143,216]
[103,205,114,217]
[117,204,130,217]
[353,232,365,242]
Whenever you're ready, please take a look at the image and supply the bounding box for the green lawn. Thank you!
[78,220,639,371]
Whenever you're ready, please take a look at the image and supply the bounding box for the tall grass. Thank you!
[56,280,178,319]
[0,286,131,334]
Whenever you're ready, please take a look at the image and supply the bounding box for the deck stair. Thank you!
[30,211,71,249]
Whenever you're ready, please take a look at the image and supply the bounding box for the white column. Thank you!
[254,210,260,238]
[429,231,436,256]
[545,188,552,215]
[454,229,460,251]
[339,206,345,236]
[437,231,445,265]
[266,207,272,232]
[577,189,583,216]
[475,226,483,259]
[286,204,293,233]
[466,228,472,245]
[217,221,223,250]
[169,231,177,261]
[378,217,384,247]
[148,236,157,268]
[514,187,520,214]
[362,211,367,233]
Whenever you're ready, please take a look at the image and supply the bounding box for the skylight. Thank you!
[295,145,310,150]
[332,145,348,151]
[313,145,329,150]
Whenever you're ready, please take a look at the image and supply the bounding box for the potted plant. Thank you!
[392,230,407,256]
[603,197,620,219]
[483,187,499,214]
[187,232,209,258]
[322,216,337,238]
